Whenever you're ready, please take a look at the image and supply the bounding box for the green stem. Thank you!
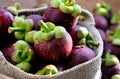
[14,2,20,10]
[8,27,25,33]
[86,40,99,47]
[105,51,111,60]
[64,0,75,6]
[38,20,50,33]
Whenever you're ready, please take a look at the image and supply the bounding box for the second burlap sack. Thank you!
[0,6,103,79]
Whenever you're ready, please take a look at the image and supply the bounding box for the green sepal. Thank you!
[33,31,43,44]
[14,32,25,40]
[78,38,86,45]
[16,61,32,72]
[111,74,120,79]
[59,2,73,14]
[12,50,23,63]
[111,11,120,24]
[71,4,82,17]
[114,25,120,38]
[50,0,61,8]
[105,52,119,66]
[96,7,108,17]
[41,31,55,41]
[13,40,29,50]
[25,31,37,44]
[13,16,25,27]
[77,27,89,39]
[24,19,34,32]
[112,38,120,46]
[54,26,66,38]
[35,64,59,75]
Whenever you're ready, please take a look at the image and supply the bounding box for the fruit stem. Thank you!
[8,27,25,33]
[63,0,75,6]
[86,40,99,47]
[14,2,20,10]
[38,20,50,33]
[105,50,111,60]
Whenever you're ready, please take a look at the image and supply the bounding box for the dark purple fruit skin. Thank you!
[105,11,113,26]
[34,32,73,63]
[102,63,120,79]
[0,8,14,33]
[25,14,44,31]
[1,44,15,64]
[70,25,81,46]
[94,14,108,31]
[103,42,120,59]
[67,45,96,68]
[109,23,118,31]
[43,6,78,32]
[97,28,106,42]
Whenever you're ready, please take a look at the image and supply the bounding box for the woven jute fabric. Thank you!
[0,0,37,9]
[0,6,103,79]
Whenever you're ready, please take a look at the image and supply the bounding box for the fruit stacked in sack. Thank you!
[0,0,99,75]
[92,2,120,79]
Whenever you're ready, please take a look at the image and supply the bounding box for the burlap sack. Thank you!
[0,0,37,9]
[0,6,103,79]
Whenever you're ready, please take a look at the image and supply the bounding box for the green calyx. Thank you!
[12,40,34,63]
[25,31,37,44]
[50,0,81,17]
[8,16,34,40]
[112,38,120,46]
[50,0,61,8]
[35,64,59,75]
[59,2,73,14]
[86,40,99,49]
[111,11,120,24]
[95,2,111,17]
[105,52,119,66]
[111,74,120,79]
[33,20,66,44]
[7,2,20,15]
[78,38,86,45]
[108,17,120,45]
[16,61,32,72]
[77,27,89,39]
[53,26,66,38]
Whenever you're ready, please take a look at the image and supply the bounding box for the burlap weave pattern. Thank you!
[0,6,103,79]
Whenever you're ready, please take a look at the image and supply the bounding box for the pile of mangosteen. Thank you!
[0,0,99,76]
[93,2,120,79]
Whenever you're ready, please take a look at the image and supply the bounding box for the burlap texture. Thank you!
[0,0,37,9]
[0,6,103,79]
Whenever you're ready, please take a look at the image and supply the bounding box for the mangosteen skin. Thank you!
[67,45,96,68]
[0,8,13,33]
[102,63,120,79]
[104,42,120,59]
[70,25,80,46]
[43,5,78,32]
[25,14,44,31]
[34,32,73,63]
[1,44,15,64]
[97,28,107,42]
[94,14,108,31]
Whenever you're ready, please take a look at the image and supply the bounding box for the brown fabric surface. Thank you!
[0,0,37,9]
[36,0,120,13]
[0,6,103,79]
